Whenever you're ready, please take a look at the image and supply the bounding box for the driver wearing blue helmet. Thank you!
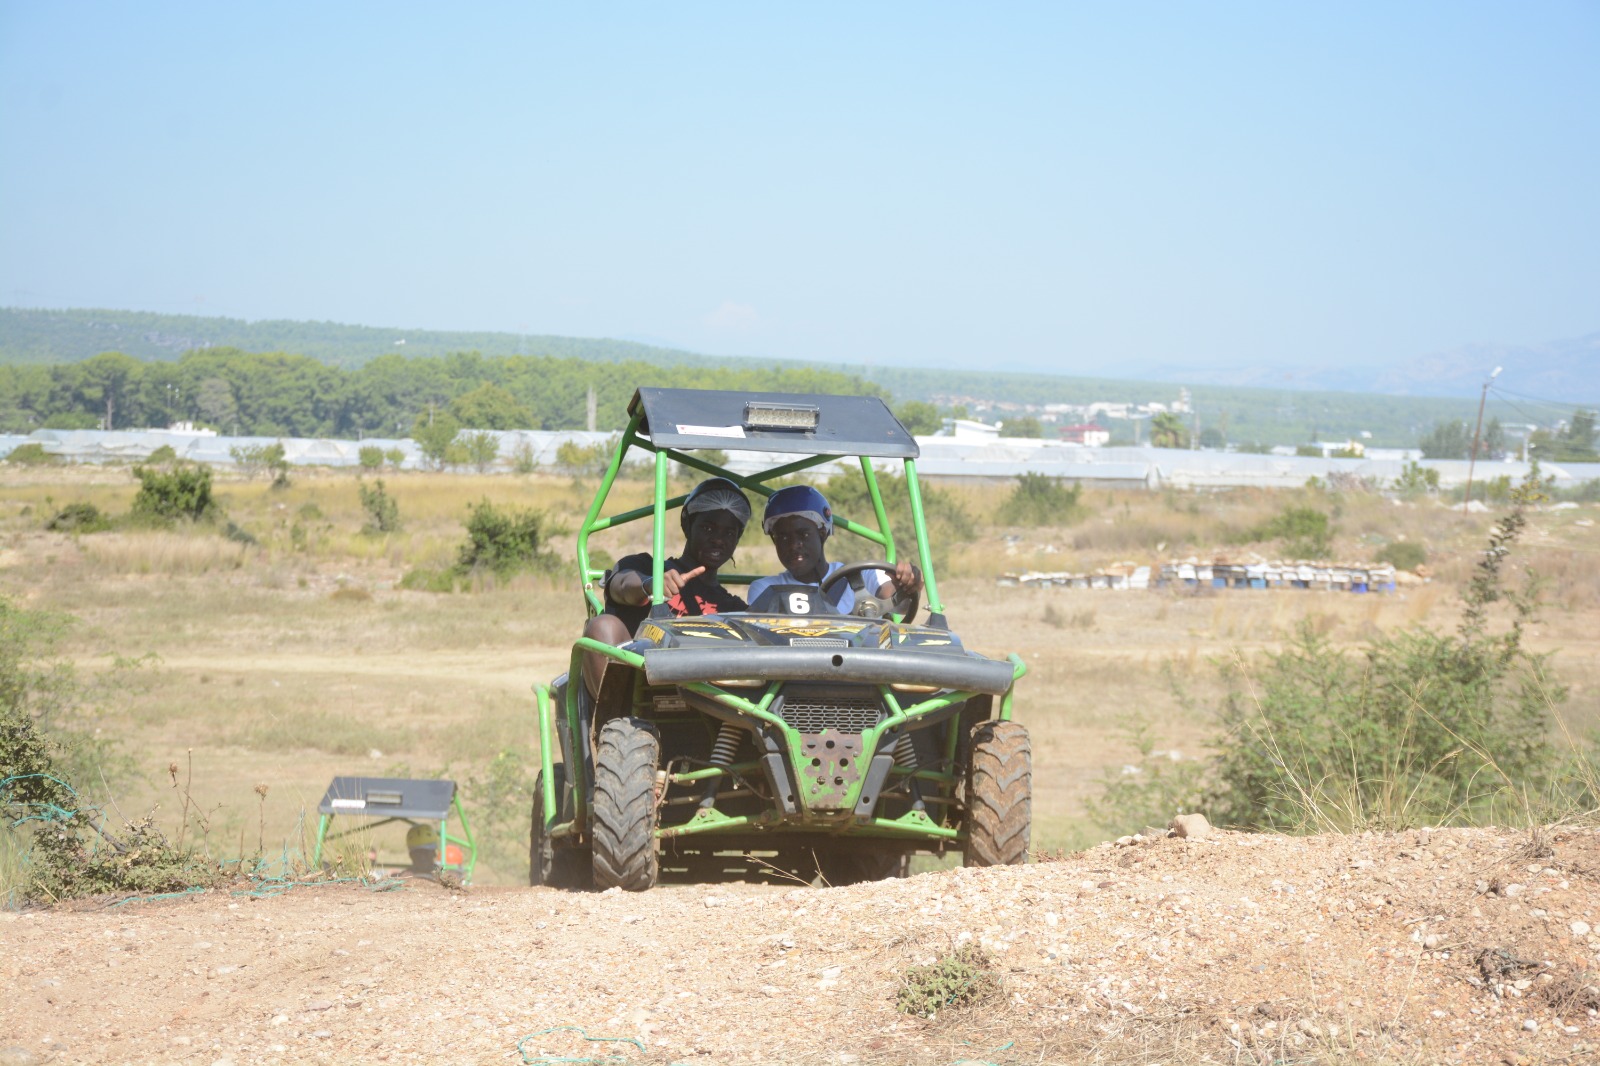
[747,485,922,615]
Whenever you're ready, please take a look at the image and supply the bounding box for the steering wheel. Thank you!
[819,561,921,623]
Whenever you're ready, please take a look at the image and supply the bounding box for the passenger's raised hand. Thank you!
[662,565,706,598]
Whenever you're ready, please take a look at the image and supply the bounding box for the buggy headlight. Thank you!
[713,679,764,688]
[743,401,819,431]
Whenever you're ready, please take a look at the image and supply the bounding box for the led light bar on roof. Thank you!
[744,401,820,431]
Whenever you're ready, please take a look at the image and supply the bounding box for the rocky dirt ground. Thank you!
[4,825,1600,1066]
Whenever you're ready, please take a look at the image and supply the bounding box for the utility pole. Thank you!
[1463,366,1502,512]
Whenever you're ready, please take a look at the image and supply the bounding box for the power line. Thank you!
[1490,384,1598,410]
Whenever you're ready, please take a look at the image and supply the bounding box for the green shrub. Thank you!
[147,444,178,464]
[358,478,401,535]
[895,945,1000,1018]
[1392,461,1440,498]
[510,441,537,474]
[463,431,499,473]
[1253,506,1331,558]
[130,463,218,524]
[453,499,558,580]
[264,442,290,489]
[996,473,1088,527]
[1479,474,1514,503]
[398,567,457,592]
[894,400,941,435]
[384,447,407,469]
[230,442,290,486]
[229,443,269,478]
[5,443,56,466]
[358,445,384,470]
[459,749,535,876]
[413,413,461,470]
[555,438,613,478]
[44,502,111,534]
[1,598,215,904]
[224,521,258,546]
[1376,540,1427,571]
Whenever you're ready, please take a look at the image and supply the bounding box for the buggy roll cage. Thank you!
[573,387,948,623]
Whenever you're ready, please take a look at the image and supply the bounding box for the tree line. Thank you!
[0,349,882,438]
[1419,412,1598,463]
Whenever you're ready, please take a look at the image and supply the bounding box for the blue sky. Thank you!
[1,2,1595,375]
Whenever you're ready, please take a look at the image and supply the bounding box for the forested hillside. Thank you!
[0,307,1488,445]
[0,348,878,437]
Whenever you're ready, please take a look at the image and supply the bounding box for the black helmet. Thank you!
[680,477,752,534]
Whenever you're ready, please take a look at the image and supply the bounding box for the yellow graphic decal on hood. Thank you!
[759,618,869,635]
[668,620,747,639]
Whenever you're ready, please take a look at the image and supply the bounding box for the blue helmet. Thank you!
[762,485,832,536]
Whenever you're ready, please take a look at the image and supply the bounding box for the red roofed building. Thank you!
[1059,422,1110,447]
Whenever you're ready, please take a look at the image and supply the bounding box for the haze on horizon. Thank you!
[1,3,1596,380]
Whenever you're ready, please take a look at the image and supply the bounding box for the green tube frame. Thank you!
[544,422,1025,849]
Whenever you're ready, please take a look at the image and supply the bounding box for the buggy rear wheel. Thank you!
[591,718,661,891]
[530,765,592,889]
[965,720,1031,867]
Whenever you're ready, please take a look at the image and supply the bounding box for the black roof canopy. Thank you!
[629,388,919,458]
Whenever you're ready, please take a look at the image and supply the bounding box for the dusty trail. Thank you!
[4,827,1600,1066]
[117,652,573,694]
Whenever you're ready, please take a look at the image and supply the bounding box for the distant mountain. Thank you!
[1370,333,1600,402]
[1124,332,1600,403]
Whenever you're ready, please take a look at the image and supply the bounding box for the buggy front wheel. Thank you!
[965,721,1031,867]
[591,718,661,891]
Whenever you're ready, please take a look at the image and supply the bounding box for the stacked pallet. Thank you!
[997,560,1406,592]
[1157,560,1397,592]
[997,564,1152,590]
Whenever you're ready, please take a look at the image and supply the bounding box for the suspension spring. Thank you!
[709,724,742,768]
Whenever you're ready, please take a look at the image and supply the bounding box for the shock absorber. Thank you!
[701,724,742,808]
[893,733,927,812]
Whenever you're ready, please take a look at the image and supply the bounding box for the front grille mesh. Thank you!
[789,637,849,648]
[779,694,883,734]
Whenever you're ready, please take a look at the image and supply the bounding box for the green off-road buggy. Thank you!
[531,387,1030,890]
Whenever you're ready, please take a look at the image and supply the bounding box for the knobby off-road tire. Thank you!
[965,720,1031,867]
[529,766,591,889]
[591,718,661,891]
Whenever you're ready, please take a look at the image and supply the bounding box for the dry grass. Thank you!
[4,464,1597,883]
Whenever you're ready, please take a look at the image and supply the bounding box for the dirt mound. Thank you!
[3,826,1598,1065]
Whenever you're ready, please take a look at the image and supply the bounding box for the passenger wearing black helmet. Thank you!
[580,477,752,697]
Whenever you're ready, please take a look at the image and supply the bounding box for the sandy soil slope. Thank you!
[3,826,1599,1066]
